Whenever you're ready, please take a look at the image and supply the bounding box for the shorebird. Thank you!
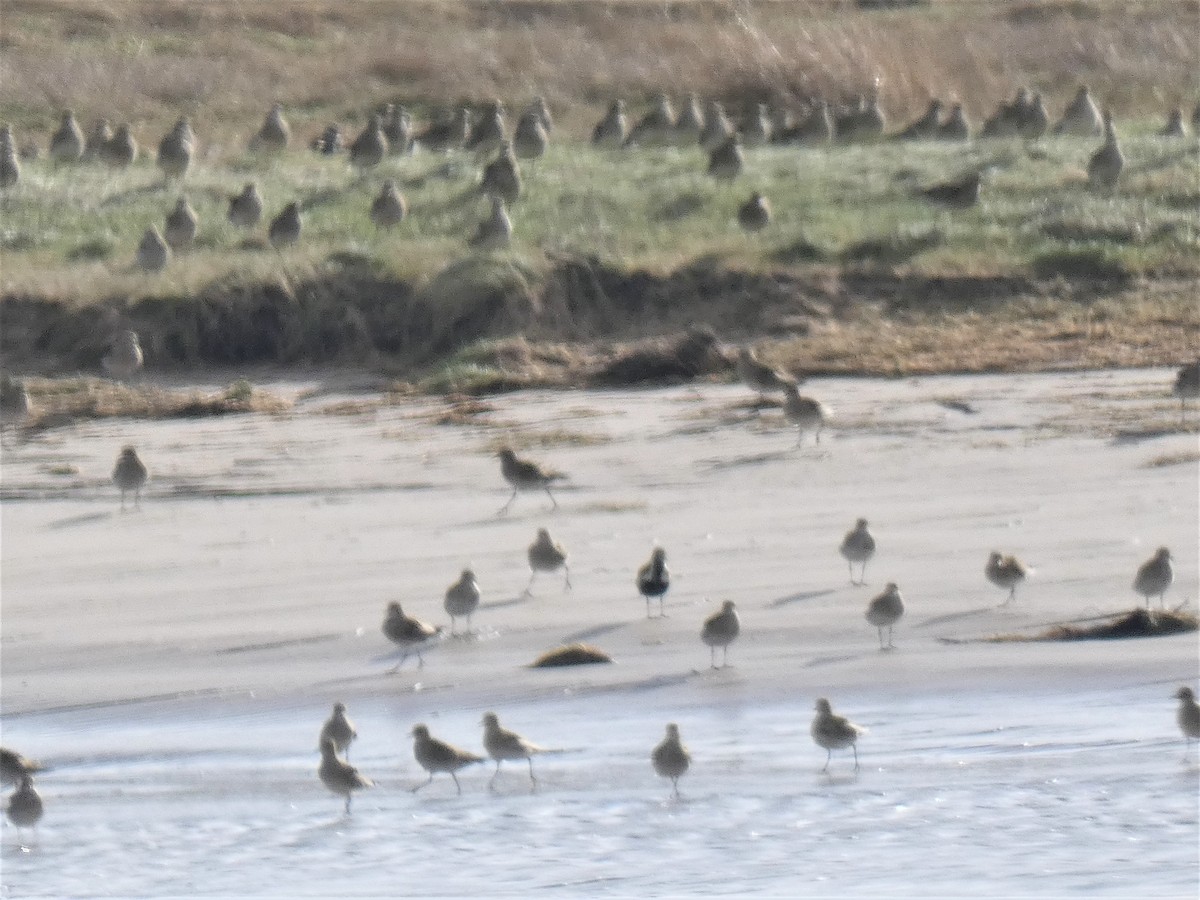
[0,140,20,190]
[897,98,942,140]
[780,100,833,145]
[1132,547,1173,607]
[382,104,413,155]
[1053,85,1103,136]
[782,383,829,446]
[736,346,795,400]
[318,736,372,813]
[157,117,194,180]
[1172,359,1200,423]
[6,775,43,837]
[348,113,388,171]
[865,582,904,649]
[1019,93,1049,139]
[49,109,84,162]
[102,329,144,380]
[982,87,1028,138]
[920,171,981,208]
[135,225,170,272]
[525,528,570,595]
[228,182,264,229]
[83,118,113,161]
[382,601,442,669]
[1087,111,1123,190]
[651,723,691,798]
[112,446,148,510]
[466,100,507,160]
[480,141,521,204]
[1,748,42,787]
[707,135,743,180]
[636,547,670,618]
[701,600,740,668]
[937,102,971,141]
[319,702,357,760]
[513,108,548,162]
[468,196,512,250]
[737,192,771,233]
[497,447,565,514]
[526,96,553,134]
[481,712,547,788]
[700,99,734,151]
[839,518,876,585]
[986,552,1029,604]
[163,196,198,251]
[740,103,772,148]
[311,123,344,154]
[411,724,484,794]
[269,201,302,248]
[625,93,676,148]
[417,106,471,153]
[1160,108,1187,138]
[0,375,32,428]
[370,179,407,229]
[444,568,481,635]
[102,123,138,168]
[250,103,290,153]
[1175,687,1200,753]
[592,99,628,149]
[811,698,866,772]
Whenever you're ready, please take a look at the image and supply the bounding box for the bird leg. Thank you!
[544,486,558,510]
[412,773,434,793]
[563,567,572,591]
[451,773,462,795]
[498,491,518,516]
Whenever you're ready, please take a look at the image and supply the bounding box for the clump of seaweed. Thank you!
[529,643,614,668]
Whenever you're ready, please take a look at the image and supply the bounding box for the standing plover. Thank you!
[701,600,740,668]
[134,226,170,272]
[319,702,357,760]
[228,182,264,229]
[156,117,194,180]
[481,712,547,788]
[382,602,442,670]
[526,528,570,595]
[102,330,144,380]
[1172,359,1200,423]
[592,99,628,149]
[1087,111,1123,190]
[782,384,829,446]
[497,447,565,514]
[250,103,290,153]
[369,179,407,229]
[6,775,43,837]
[839,518,876,585]
[737,192,771,233]
[410,724,484,795]
[268,201,302,248]
[1133,547,1173,607]
[318,736,372,814]
[444,568,481,635]
[986,552,1028,604]
[736,346,795,400]
[811,698,866,772]
[865,582,904,650]
[636,547,670,618]
[468,197,513,251]
[1,748,42,787]
[163,196,198,250]
[112,446,148,511]
[1175,687,1200,753]
[651,723,691,798]
[48,109,84,162]
[1053,85,1103,136]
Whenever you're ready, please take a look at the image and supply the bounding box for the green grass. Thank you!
[1,126,1196,303]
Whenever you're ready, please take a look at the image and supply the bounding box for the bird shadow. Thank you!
[803,652,870,668]
[46,511,113,530]
[914,605,998,628]
[767,588,837,608]
[561,622,627,643]
[480,597,528,612]
[1111,428,1179,445]
[700,450,792,471]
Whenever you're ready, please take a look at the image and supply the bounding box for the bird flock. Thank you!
[4,352,1195,829]
[1,84,1196,274]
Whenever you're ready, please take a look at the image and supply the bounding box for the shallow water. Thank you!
[3,683,1197,899]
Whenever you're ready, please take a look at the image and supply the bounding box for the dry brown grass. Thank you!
[2,1,1195,142]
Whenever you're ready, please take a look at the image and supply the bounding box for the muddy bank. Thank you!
[1,258,1195,388]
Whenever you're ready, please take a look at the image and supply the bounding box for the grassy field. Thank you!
[0,0,1197,385]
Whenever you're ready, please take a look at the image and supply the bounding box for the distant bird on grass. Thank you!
[382,601,442,670]
[250,103,290,153]
[701,600,740,668]
[651,723,691,798]
[636,547,670,618]
[102,123,138,169]
[135,226,170,272]
[157,117,194,180]
[707,135,743,181]
[592,99,628,149]
[1132,547,1173,608]
[920,171,981,208]
[986,552,1029,604]
[369,179,407,229]
[525,528,570,596]
[49,109,84,162]
[480,141,521,204]
[112,446,148,511]
[268,201,302,248]
[839,518,876,585]
[513,108,548,162]
[163,196,198,251]
[410,724,484,795]
[811,698,866,773]
[228,182,264,229]
[1087,111,1123,190]
[1053,85,1103,136]
[497,447,565,514]
[469,197,512,251]
[349,114,387,171]
[737,192,771,232]
[318,736,371,814]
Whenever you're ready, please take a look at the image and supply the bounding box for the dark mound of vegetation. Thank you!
[592,325,729,386]
[529,643,614,668]
[983,607,1198,642]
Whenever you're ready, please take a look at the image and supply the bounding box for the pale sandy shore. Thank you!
[1,367,1195,718]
